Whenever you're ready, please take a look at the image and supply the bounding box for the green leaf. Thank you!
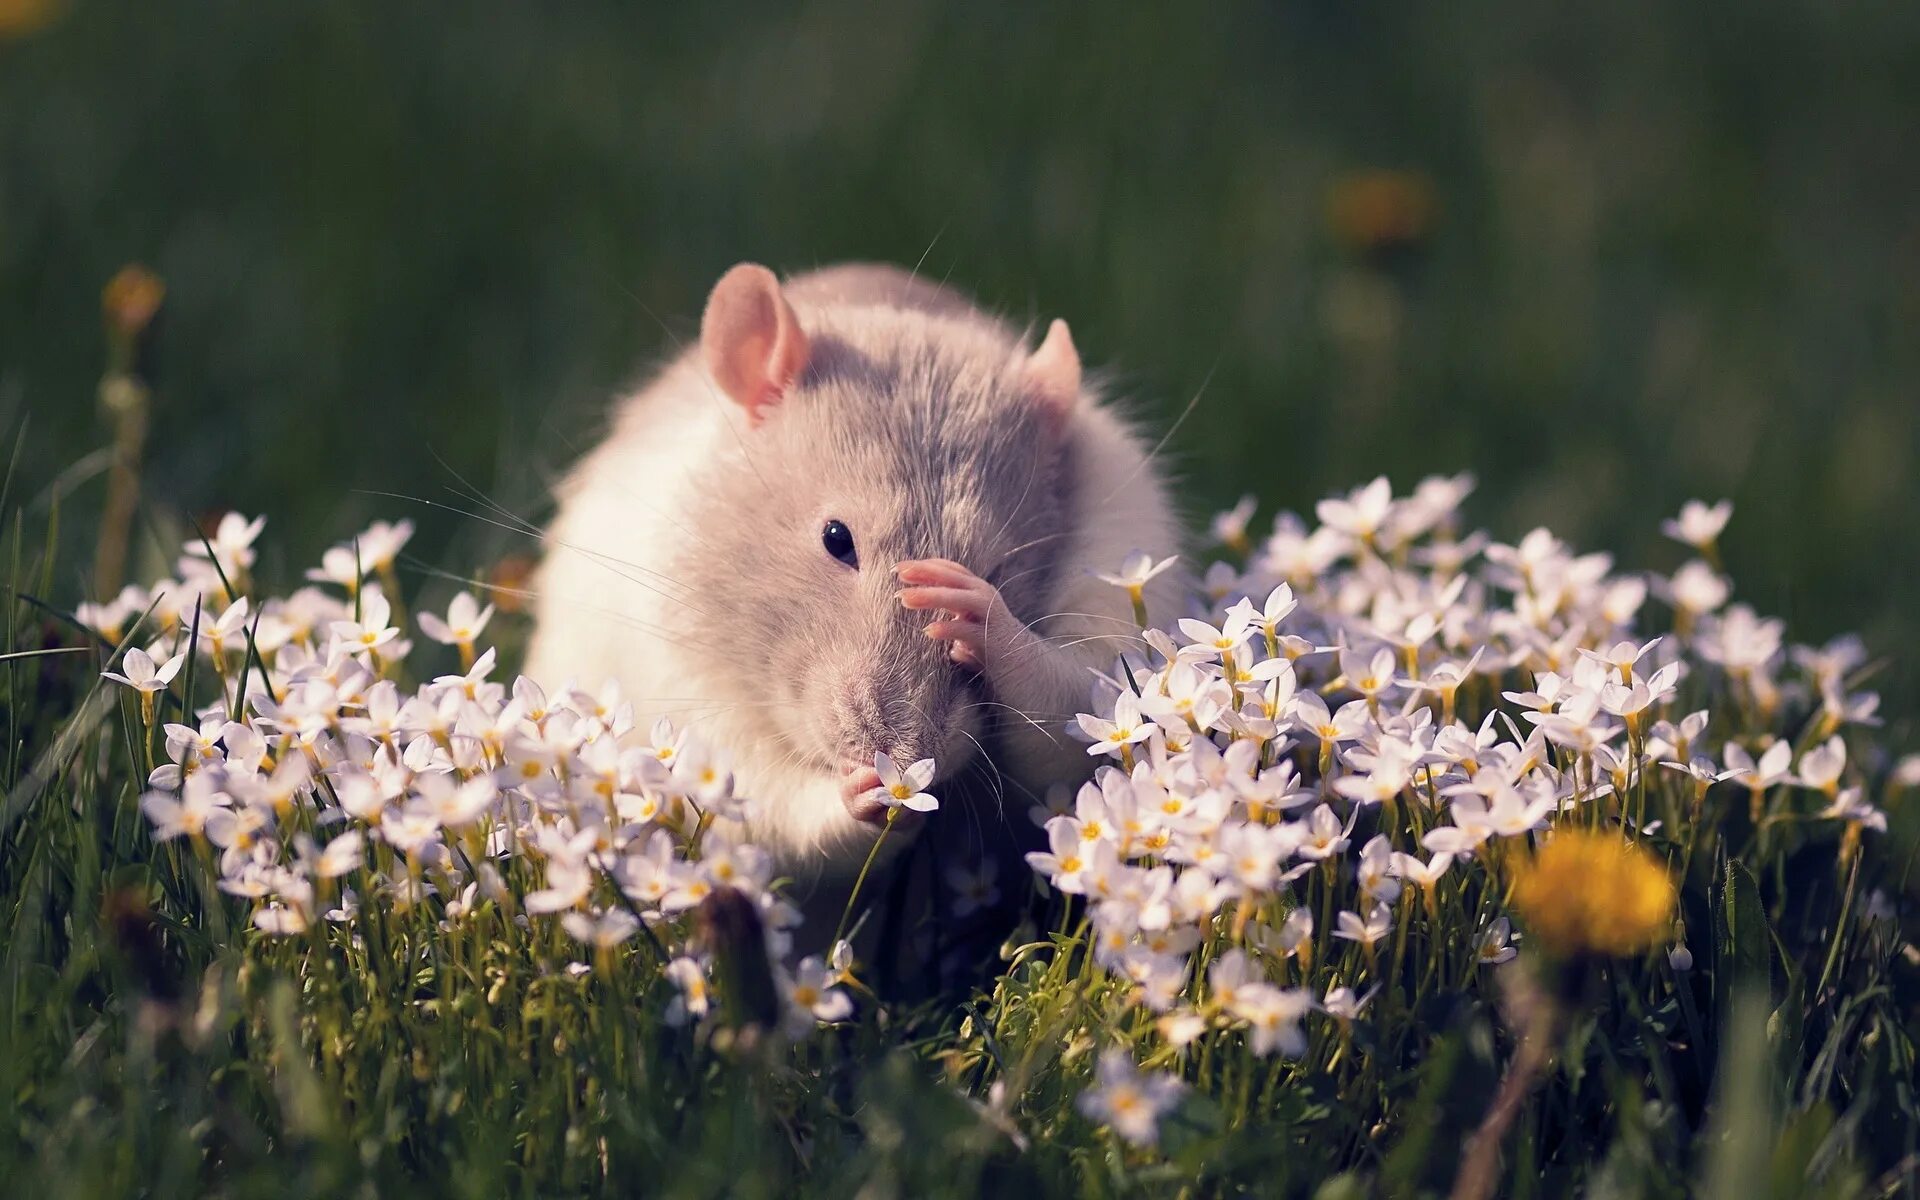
[1766,922,1806,1100]
[1700,988,1776,1200]
[1716,860,1773,1007]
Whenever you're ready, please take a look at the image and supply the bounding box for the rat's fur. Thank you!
[527,264,1181,894]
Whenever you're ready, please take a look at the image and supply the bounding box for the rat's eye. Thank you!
[821,519,858,568]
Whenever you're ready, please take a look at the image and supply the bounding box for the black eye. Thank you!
[821,519,858,568]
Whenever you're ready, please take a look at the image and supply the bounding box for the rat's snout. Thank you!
[816,608,983,821]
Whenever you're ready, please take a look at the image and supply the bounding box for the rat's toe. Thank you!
[897,584,987,619]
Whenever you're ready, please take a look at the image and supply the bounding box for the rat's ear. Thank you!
[701,263,810,423]
[1020,318,1081,435]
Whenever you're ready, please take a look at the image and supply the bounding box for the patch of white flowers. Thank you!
[84,476,1911,1150]
[86,516,851,1040]
[1027,474,1906,1147]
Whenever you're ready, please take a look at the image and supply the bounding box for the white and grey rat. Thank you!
[526,262,1181,880]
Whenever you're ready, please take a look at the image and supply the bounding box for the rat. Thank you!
[525,262,1182,891]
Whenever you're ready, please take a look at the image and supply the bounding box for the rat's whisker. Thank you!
[542,425,739,563]
[359,486,741,623]
[1094,360,1214,508]
[399,559,734,655]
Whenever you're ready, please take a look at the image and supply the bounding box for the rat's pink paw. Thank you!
[896,559,1010,666]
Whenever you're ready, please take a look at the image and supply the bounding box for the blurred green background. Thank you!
[3,1,1917,720]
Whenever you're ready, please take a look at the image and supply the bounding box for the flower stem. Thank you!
[832,809,897,950]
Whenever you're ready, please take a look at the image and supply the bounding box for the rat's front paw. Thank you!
[895,557,1019,669]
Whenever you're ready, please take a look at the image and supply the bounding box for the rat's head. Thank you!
[675,263,1082,856]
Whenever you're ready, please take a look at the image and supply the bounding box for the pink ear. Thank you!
[1022,318,1081,434]
[701,263,811,423]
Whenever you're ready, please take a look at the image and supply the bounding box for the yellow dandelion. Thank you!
[1510,830,1676,958]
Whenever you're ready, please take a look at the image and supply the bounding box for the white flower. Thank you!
[141,773,230,840]
[1266,909,1314,961]
[355,519,415,570]
[1579,636,1664,681]
[1820,787,1886,833]
[664,957,710,1025]
[1661,499,1732,551]
[525,859,593,914]
[1229,983,1314,1056]
[1076,1049,1184,1145]
[1696,605,1784,673]
[314,830,366,879]
[1724,740,1793,790]
[1092,551,1180,593]
[1665,560,1729,615]
[867,751,939,813]
[418,592,495,647]
[561,908,641,950]
[1895,755,1920,788]
[1476,917,1517,965]
[197,595,254,661]
[1295,805,1350,861]
[1334,903,1392,947]
[1076,692,1159,758]
[1322,984,1377,1023]
[1209,494,1258,548]
[1316,475,1395,543]
[1390,850,1454,889]
[1354,836,1402,904]
[253,901,309,936]
[1207,950,1257,1012]
[183,511,266,573]
[1177,610,1255,661]
[102,646,185,694]
[1025,817,1094,894]
[379,805,443,857]
[330,588,401,655]
[1156,1010,1209,1049]
[1792,736,1848,796]
[785,955,854,1027]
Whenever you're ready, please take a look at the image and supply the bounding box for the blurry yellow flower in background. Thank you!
[102,265,166,342]
[1325,168,1437,257]
[0,0,63,41]
[1511,830,1676,959]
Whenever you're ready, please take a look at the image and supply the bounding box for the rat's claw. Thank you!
[925,618,986,667]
